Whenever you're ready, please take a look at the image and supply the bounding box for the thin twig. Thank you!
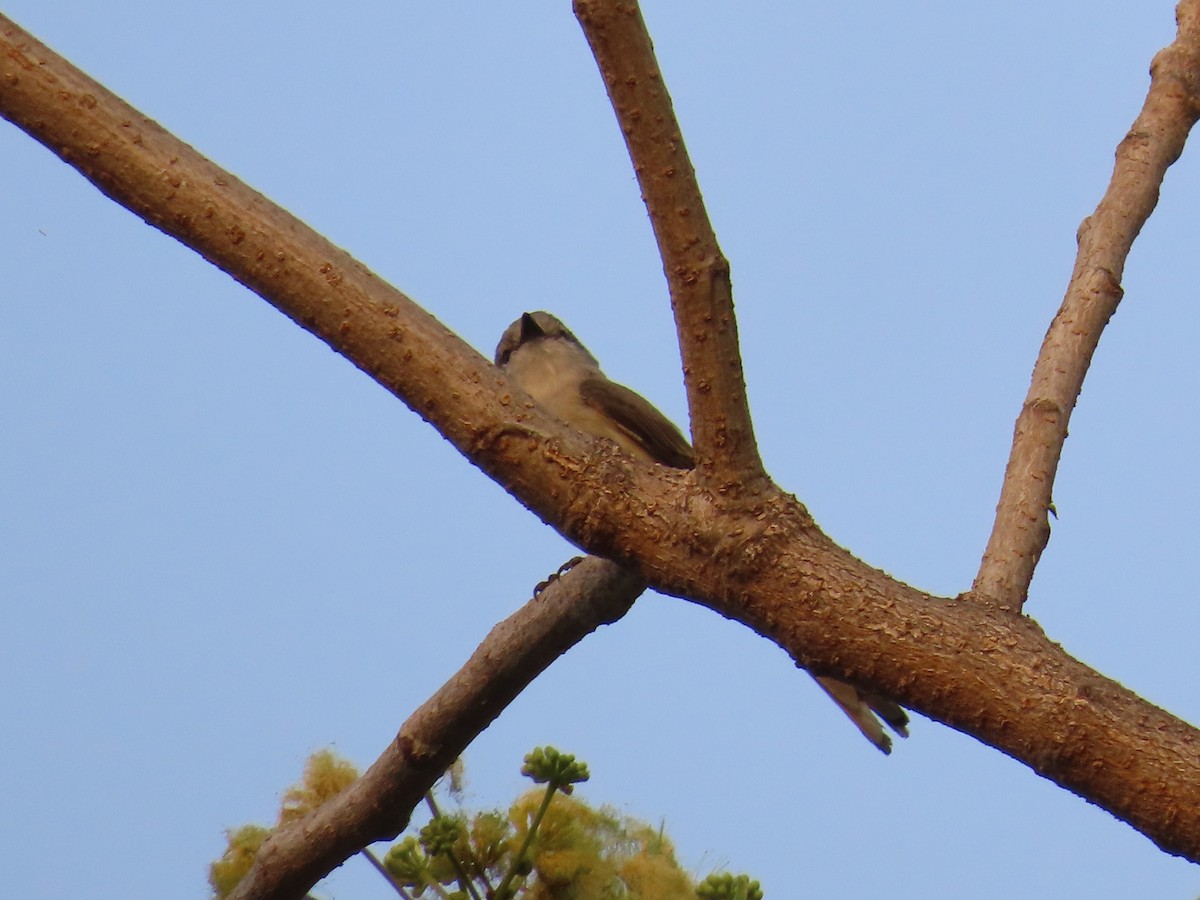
[973,0,1200,610]
[492,785,558,900]
[360,848,415,900]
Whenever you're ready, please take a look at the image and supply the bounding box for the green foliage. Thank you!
[210,746,761,899]
[207,750,359,898]
[506,790,696,899]
[382,835,429,886]
[696,873,764,900]
[208,825,270,899]
[279,748,359,823]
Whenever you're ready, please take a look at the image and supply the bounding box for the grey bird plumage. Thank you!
[495,310,909,753]
[495,311,693,468]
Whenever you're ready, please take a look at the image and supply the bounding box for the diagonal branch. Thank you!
[574,0,765,490]
[7,7,1200,872]
[0,12,614,543]
[227,557,644,900]
[973,0,1200,611]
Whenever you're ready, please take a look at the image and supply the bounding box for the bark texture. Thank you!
[974,3,1200,609]
[3,6,1200,900]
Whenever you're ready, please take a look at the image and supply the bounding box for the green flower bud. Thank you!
[419,816,465,856]
[520,746,590,789]
[383,836,428,884]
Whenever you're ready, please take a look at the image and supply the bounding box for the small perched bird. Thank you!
[495,311,909,753]
[495,311,694,468]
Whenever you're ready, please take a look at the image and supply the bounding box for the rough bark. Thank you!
[575,0,764,489]
[235,558,644,900]
[973,2,1200,609]
[3,6,1200,900]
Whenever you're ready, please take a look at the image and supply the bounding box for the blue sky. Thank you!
[3,3,1199,898]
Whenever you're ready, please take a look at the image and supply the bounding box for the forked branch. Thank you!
[7,7,1200,891]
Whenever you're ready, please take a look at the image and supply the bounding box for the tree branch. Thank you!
[973,0,1200,611]
[5,6,1200,878]
[0,12,620,544]
[574,0,765,490]
[227,557,643,900]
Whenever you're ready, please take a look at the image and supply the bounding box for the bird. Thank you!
[495,311,909,753]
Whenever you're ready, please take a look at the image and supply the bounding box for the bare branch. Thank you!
[574,0,765,489]
[5,8,1200,870]
[974,0,1200,610]
[227,557,643,900]
[0,12,625,546]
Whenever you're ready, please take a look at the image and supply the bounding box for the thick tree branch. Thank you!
[227,557,644,900]
[574,0,765,490]
[5,7,1200,877]
[0,13,615,541]
[973,0,1200,610]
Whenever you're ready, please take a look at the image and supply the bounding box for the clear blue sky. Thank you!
[3,3,1199,897]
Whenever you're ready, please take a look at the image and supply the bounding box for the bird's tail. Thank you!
[813,675,910,754]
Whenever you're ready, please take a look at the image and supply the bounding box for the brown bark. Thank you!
[575,0,765,490]
[3,5,1200,900]
[234,557,643,900]
[973,2,1200,610]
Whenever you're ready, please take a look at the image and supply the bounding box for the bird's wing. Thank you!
[578,377,695,469]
